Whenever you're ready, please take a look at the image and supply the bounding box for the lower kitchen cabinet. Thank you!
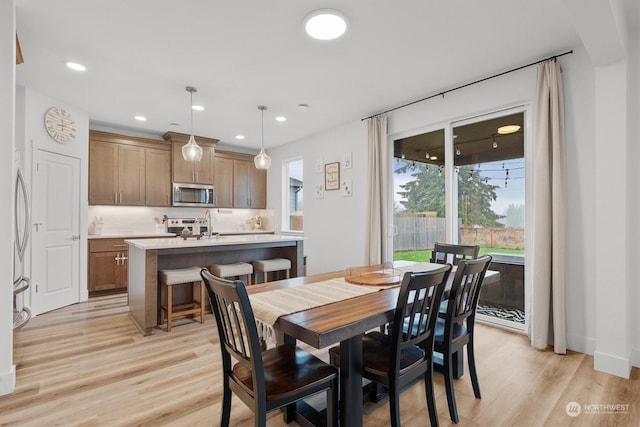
[88,238,130,295]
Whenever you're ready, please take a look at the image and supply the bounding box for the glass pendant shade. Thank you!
[182,134,204,162]
[254,147,271,169]
[254,105,271,170]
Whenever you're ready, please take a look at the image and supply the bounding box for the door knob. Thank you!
[34,222,43,232]
[71,235,80,240]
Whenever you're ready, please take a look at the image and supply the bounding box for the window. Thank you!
[392,108,527,331]
[283,158,303,232]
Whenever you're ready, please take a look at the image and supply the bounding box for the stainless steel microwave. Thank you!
[172,183,215,207]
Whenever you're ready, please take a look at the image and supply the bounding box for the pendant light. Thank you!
[182,86,204,162]
[254,105,271,170]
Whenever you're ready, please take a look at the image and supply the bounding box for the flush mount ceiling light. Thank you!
[497,124,521,135]
[304,9,348,40]
[65,61,86,71]
[254,105,272,170]
[134,115,147,121]
[182,86,205,162]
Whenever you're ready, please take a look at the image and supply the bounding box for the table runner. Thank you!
[249,262,444,341]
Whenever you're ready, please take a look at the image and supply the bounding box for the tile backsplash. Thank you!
[87,206,274,235]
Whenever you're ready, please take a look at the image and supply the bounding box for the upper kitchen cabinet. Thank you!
[145,148,172,206]
[163,132,218,184]
[89,130,171,206]
[233,158,266,209]
[212,155,234,207]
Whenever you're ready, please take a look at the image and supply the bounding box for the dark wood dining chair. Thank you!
[200,269,338,427]
[433,255,492,423]
[430,242,480,265]
[330,265,451,427]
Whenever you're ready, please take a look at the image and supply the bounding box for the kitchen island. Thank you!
[126,234,304,335]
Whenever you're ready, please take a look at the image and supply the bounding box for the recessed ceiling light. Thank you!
[235,135,245,140]
[134,116,147,121]
[192,105,204,111]
[497,124,521,134]
[65,61,86,71]
[304,9,348,40]
[275,116,287,122]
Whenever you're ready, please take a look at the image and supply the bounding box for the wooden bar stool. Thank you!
[209,262,253,286]
[252,258,291,284]
[159,266,206,332]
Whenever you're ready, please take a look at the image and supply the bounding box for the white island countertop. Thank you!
[125,234,303,250]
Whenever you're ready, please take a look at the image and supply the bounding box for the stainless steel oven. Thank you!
[166,217,210,236]
[172,182,215,207]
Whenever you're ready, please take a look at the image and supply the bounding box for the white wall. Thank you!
[16,87,90,307]
[268,121,368,274]
[629,26,640,368]
[268,42,640,375]
[0,0,16,396]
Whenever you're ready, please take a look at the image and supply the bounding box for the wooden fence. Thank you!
[393,216,524,251]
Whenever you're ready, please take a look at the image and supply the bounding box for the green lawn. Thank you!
[394,247,524,262]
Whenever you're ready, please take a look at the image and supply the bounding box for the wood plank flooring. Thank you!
[2,294,638,426]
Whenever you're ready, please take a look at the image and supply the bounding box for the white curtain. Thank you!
[366,115,389,264]
[530,61,567,354]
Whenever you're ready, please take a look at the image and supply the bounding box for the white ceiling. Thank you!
[13,1,634,151]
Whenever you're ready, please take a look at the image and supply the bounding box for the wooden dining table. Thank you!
[246,261,499,427]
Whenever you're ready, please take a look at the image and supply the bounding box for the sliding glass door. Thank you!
[393,108,527,331]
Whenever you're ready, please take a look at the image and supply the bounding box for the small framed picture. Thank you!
[324,162,340,191]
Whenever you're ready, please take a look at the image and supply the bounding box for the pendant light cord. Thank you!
[190,90,194,135]
[261,108,264,149]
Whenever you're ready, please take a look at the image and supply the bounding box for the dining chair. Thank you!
[433,255,492,423]
[201,269,338,427]
[430,242,480,265]
[330,264,451,427]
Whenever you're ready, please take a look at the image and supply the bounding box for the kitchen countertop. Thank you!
[89,230,275,239]
[88,232,176,239]
[125,234,303,250]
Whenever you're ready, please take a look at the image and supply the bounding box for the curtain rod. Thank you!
[361,49,573,121]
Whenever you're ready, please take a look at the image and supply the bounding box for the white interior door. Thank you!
[31,150,80,315]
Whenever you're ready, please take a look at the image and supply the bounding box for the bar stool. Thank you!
[252,258,291,284]
[159,266,206,332]
[209,262,253,286]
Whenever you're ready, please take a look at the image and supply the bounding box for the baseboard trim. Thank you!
[594,350,631,379]
[0,364,16,396]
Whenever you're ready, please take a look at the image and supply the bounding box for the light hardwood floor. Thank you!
[2,294,639,426]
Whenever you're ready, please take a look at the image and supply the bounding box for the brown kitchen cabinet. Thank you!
[88,238,129,295]
[145,147,171,206]
[89,131,171,206]
[89,140,145,205]
[212,156,234,207]
[233,159,266,208]
[163,132,218,185]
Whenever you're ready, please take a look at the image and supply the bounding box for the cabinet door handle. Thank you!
[113,244,127,248]
[115,253,120,265]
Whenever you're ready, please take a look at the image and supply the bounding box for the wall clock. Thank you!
[44,107,76,144]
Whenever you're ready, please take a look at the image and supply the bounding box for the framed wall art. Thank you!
[324,162,340,190]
